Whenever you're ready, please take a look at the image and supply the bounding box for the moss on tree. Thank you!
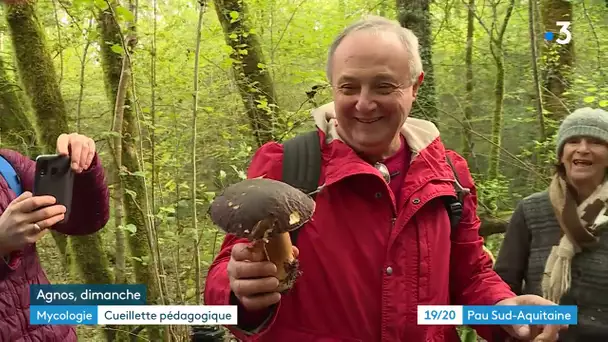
[214,0,278,147]
[0,54,38,156]
[5,0,115,303]
[5,2,68,150]
[397,0,437,124]
[5,3,72,270]
[541,0,573,135]
[97,4,163,340]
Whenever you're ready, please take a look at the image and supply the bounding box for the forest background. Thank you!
[0,0,605,340]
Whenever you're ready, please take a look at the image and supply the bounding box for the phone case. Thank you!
[33,154,74,224]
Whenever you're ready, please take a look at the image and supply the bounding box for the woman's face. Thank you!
[561,136,608,187]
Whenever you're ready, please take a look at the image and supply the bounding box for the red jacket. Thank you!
[0,149,110,342]
[205,104,515,341]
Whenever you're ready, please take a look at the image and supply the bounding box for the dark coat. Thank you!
[0,149,110,342]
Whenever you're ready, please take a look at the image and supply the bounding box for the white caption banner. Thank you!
[417,305,463,325]
[97,305,238,325]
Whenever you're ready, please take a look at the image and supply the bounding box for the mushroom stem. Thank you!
[267,232,296,290]
[252,231,298,293]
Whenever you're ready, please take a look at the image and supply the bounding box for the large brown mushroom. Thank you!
[208,177,316,292]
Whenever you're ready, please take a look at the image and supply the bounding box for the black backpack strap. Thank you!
[281,138,467,240]
[282,131,322,245]
[444,155,470,233]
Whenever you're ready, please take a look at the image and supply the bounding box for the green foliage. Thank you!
[457,326,479,342]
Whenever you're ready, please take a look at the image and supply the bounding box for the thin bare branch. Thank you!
[581,0,604,78]
[270,0,307,56]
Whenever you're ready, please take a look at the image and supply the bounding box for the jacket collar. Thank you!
[311,102,454,190]
[311,102,441,162]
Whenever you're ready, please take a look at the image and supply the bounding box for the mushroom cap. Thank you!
[208,178,316,239]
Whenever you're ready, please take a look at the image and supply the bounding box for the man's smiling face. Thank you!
[330,29,421,160]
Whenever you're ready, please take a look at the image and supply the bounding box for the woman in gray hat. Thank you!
[495,107,608,341]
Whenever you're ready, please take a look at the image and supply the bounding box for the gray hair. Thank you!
[326,15,423,85]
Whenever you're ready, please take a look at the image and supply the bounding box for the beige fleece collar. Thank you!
[311,102,440,159]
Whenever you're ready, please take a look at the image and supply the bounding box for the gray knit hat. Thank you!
[556,107,608,158]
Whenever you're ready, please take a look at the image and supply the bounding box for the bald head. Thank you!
[326,16,423,85]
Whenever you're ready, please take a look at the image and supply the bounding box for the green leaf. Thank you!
[229,11,239,22]
[72,0,88,8]
[94,0,109,10]
[140,255,149,266]
[160,206,176,214]
[116,6,135,22]
[204,192,216,202]
[599,100,608,108]
[123,224,137,234]
[583,96,596,103]
[110,44,124,55]
[87,30,99,41]
[185,287,196,299]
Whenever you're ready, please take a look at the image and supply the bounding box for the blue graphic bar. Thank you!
[30,305,239,325]
[30,284,146,305]
[30,305,97,325]
[463,305,577,325]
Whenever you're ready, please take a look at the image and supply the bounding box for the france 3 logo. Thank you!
[544,21,572,45]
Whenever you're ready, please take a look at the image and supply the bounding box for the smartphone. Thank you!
[33,154,74,224]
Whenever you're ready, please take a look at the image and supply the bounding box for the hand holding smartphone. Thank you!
[33,154,74,224]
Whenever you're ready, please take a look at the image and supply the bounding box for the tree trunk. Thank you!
[479,213,510,237]
[5,3,67,150]
[214,0,277,147]
[462,0,475,167]
[487,50,505,181]
[191,0,208,307]
[97,6,128,290]
[529,0,545,144]
[528,0,548,189]
[541,0,573,135]
[0,54,38,156]
[472,0,514,182]
[396,0,437,123]
[97,4,163,340]
[111,49,127,288]
[122,104,163,338]
[5,0,112,282]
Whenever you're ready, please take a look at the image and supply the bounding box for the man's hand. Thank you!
[56,133,96,173]
[497,295,568,341]
[228,242,299,311]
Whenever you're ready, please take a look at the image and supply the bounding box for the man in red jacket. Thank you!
[205,16,563,341]
[0,132,110,341]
